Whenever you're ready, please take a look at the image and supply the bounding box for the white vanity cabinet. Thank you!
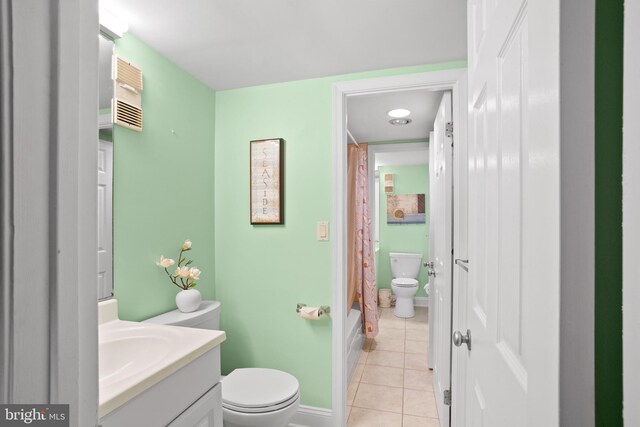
[168,384,223,427]
[98,300,225,427]
[99,344,223,427]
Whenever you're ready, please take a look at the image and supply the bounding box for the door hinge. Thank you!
[446,121,454,138]
[444,389,451,406]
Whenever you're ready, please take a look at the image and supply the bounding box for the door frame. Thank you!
[331,68,467,426]
[623,0,640,423]
[1,0,98,424]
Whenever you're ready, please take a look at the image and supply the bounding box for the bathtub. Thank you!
[347,306,365,382]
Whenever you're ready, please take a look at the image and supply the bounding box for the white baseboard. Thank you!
[414,296,430,307]
[288,405,333,427]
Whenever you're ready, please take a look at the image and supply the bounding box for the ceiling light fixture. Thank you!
[389,118,412,126]
[387,108,411,118]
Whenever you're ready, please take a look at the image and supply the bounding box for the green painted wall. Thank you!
[377,165,429,297]
[112,34,216,321]
[214,61,465,409]
[595,0,623,424]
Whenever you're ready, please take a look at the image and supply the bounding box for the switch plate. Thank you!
[317,221,329,241]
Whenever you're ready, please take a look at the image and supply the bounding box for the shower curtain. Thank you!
[347,143,379,339]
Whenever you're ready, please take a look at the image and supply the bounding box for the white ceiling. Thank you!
[347,89,445,143]
[100,0,467,90]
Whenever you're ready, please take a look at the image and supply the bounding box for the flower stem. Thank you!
[164,268,183,289]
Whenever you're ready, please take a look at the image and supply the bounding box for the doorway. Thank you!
[331,69,467,427]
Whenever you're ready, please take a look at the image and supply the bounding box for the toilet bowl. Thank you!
[222,368,300,427]
[389,252,423,318]
[391,278,419,318]
[144,301,300,427]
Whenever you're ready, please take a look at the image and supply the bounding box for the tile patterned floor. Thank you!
[347,307,441,427]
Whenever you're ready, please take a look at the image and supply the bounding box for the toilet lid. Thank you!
[222,368,300,410]
[392,278,418,287]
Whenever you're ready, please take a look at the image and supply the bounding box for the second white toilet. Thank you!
[144,301,300,427]
[389,252,422,318]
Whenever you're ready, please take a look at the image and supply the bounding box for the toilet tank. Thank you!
[389,252,422,279]
[143,300,221,330]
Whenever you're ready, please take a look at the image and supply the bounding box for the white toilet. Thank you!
[389,252,422,318]
[144,301,300,427]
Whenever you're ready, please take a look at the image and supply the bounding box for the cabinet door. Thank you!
[168,384,223,427]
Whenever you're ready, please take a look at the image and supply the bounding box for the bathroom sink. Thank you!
[98,300,226,418]
[99,333,172,386]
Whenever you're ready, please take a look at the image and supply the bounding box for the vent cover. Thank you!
[384,173,394,193]
[112,55,143,131]
[113,99,143,130]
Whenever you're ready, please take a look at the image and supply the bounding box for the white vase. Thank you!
[176,288,202,313]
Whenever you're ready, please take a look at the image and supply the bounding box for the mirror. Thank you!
[97,33,114,300]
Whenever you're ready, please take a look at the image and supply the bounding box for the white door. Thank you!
[430,92,453,427]
[98,139,113,300]
[428,130,436,370]
[462,0,560,425]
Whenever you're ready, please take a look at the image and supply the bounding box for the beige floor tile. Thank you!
[406,328,429,342]
[406,320,428,328]
[404,353,429,371]
[358,349,369,365]
[348,304,436,425]
[405,339,428,355]
[351,363,365,383]
[377,327,406,341]
[348,407,403,427]
[347,381,359,405]
[370,337,405,353]
[406,321,429,333]
[353,383,404,413]
[404,369,433,390]
[403,415,440,427]
[379,307,397,318]
[364,338,375,351]
[366,349,405,368]
[379,314,406,330]
[360,365,404,387]
[413,307,429,316]
[403,389,438,418]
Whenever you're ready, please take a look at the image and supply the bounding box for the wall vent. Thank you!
[112,55,143,131]
[384,173,394,193]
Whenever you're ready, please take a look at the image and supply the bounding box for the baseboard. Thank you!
[288,405,333,427]
[414,296,430,307]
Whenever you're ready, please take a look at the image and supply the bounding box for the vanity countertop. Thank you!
[98,300,226,418]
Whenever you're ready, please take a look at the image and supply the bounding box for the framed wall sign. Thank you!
[250,138,283,224]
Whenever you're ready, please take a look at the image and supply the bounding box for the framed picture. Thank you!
[386,194,426,224]
[250,138,284,224]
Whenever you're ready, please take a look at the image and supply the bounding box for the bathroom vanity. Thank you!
[98,300,226,427]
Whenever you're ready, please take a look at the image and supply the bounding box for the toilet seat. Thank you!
[392,278,419,288]
[222,368,300,414]
[223,391,300,414]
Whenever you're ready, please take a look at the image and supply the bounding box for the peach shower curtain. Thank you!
[347,144,379,338]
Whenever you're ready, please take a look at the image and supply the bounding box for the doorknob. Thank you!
[453,329,472,351]
[424,261,436,277]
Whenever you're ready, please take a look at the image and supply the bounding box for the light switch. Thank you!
[317,221,329,241]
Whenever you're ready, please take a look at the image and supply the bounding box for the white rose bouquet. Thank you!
[156,240,201,290]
